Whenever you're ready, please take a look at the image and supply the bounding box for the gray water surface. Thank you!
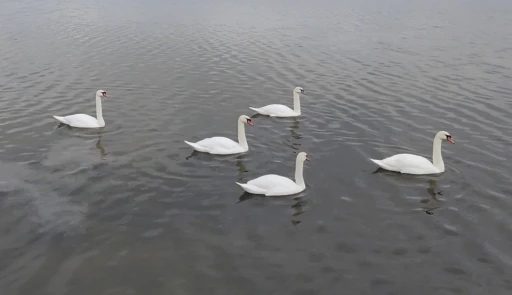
[1,0,512,294]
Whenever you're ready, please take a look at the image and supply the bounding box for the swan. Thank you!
[53,90,109,128]
[370,131,455,175]
[249,86,306,117]
[236,152,310,196]
[184,115,254,155]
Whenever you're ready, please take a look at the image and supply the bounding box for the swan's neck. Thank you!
[293,92,301,115]
[95,95,105,126]
[237,121,248,151]
[294,157,305,189]
[432,137,444,172]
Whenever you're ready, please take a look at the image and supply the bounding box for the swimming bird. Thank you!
[53,90,109,128]
[184,115,254,155]
[236,152,310,196]
[249,87,306,117]
[370,131,455,175]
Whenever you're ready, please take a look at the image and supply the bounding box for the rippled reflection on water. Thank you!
[1,0,512,294]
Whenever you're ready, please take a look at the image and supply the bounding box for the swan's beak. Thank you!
[247,120,253,126]
[103,93,110,98]
[301,91,307,95]
[447,137,455,144]
[306,156,310,161]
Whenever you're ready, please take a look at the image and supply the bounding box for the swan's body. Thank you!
[53,90,109,128]
[184,115,253,155]
[249,87,305,117]
[371,154,442,175]
[185,137,244,155]
[53,114,102,128]
[236,152,309,196]
[370,131,455,175]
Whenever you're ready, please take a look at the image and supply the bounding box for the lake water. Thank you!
[1,0,512,294]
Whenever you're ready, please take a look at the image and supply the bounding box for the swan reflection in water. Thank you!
[249,114,302,150]
[235,154,248,180]
[290,195,307,226]
[185,148,251,162]
[185,150,199,160]
[281,118,301,151]
[46,127,109,169]
[237,191,308,226]
[96,128,108,160]
[372,167,444,215]
[421,179,442,215]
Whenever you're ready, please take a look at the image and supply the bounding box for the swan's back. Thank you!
[247,174,297,190]
[59,114,101,128]
[195,136,239,150]
[257,104,296,116]
[379,153,438,174]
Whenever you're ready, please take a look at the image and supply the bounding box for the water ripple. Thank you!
[1,0,512,294]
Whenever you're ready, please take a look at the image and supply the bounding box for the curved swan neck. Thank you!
[237,120,248,150]
[293,92,301,115]
[432,136,444,172]
[96,95,105,126]
[294,157,305,188]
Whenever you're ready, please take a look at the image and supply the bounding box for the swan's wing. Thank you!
[258,104,296,116]
[247,174,297,191]
[235,182,267,195]
[379,153,437,174]
[195,136,239,150]
[62,114,99,128]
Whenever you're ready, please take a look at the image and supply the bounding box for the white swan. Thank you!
[249,86,306,117]
[53,90,109,128]
[236,152,310,196]
[370,131,455,175]
[184,115,254,155]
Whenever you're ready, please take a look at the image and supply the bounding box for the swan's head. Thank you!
[297,152,310,162]
[294,87,306,95]
[239,115,253,126]
[437,131,454,144]
[96,90,109,98]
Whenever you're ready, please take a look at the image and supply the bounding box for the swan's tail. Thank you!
[53,115,68,125]
[235,182,267,195]
[370,158,393,171]
[249,107,265,115]
[184,140,209,153]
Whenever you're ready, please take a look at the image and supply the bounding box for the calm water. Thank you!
[1,0,512,294]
